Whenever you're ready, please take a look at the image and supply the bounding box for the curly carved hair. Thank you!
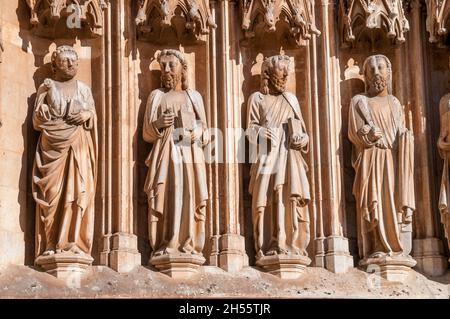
[260,55,291,94]
[51,45,78,74]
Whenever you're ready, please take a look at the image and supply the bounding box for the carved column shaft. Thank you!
[100,0,141,272]
[216,0,247,272]
[315,0,353,273]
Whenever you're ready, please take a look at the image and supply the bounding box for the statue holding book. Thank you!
[143,49,209,275]
[246,55,311,272]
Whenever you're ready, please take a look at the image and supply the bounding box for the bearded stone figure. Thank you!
[437,91,450,258]
[247,55,311,278]
[348,54,416,280]
[32,45,97,277]
[143,49,209,277]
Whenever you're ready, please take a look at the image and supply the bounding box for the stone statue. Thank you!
[437,91,450,256]
[32,45,97,276]
[143,49,209,276]
[246,55,311,277]
[348,54,416,279]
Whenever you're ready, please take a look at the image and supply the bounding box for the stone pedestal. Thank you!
[360,255,417,282]
[35,253,93,282]
[150,253,205,279]
[256,255,311,279]
[109,232,141,273]
[324,236,354,273]
[412,238,448,277]
[218,233,248,272]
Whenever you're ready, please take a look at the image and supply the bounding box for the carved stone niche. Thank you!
[26,0,107,39]
[241,0,321,48]
[340,0,410,47]
[426,0,450,45]
[135,0,217,45]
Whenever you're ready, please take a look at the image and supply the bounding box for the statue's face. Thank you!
[160,54,183,89]
[365,57,389,95]
[54,51,78,81]
[268,65,287,93]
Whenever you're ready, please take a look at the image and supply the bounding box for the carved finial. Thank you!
[340,0,410,47]
[426,0,450,45]
[241,0,320,47]
[136,0,216,45]
[26,0,107,39]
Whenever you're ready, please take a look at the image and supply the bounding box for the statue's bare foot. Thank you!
[154,247,176,257]
[266,249,277,256]
[42,250,55,256]
[255,250,264,260]
[69,245,83,254]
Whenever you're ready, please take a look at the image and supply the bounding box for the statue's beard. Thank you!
[269,77,287,93]
[162,73,182,89]
[56,67,77,80]
[369,75,387,94]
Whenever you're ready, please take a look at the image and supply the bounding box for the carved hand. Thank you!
[36,103,51,122]
[66,110,92,126]
[367,126,383,142]
[154,111,175,129]
[438,136,450,152]
[290,133,308,150]
[190,126,203,144]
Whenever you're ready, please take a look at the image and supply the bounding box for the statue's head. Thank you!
[157,49,188,90]
[51,45,79,81]
[363,54,392,96]
[261,55,291,95]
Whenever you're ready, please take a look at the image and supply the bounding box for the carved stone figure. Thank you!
[348,54,416,281]
[32,45,97,278]
[143,49,209,278]
[437,92,450,259]
[247,55,311,278]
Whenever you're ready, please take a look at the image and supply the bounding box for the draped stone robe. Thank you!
[143,88,209,255]
[438,93,450,245]
[247,91,310,255]
[32,80,97,257]
[348,94,415,260]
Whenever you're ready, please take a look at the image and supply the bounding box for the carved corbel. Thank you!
[426,0,450,45]
[241,0,320,47]
[135,0,217,45]
[26,0,108,39]
[340,0,410,46]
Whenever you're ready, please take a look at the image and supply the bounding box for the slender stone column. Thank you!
[315,0,353,273]
[99,0,141,273]
[216,0,247,272]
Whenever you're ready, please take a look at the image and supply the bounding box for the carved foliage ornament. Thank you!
[241,0,320,46]
[26,0,108,38]
[426,0,450,44]
[136,0,217,44]
[340,0,410,45]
